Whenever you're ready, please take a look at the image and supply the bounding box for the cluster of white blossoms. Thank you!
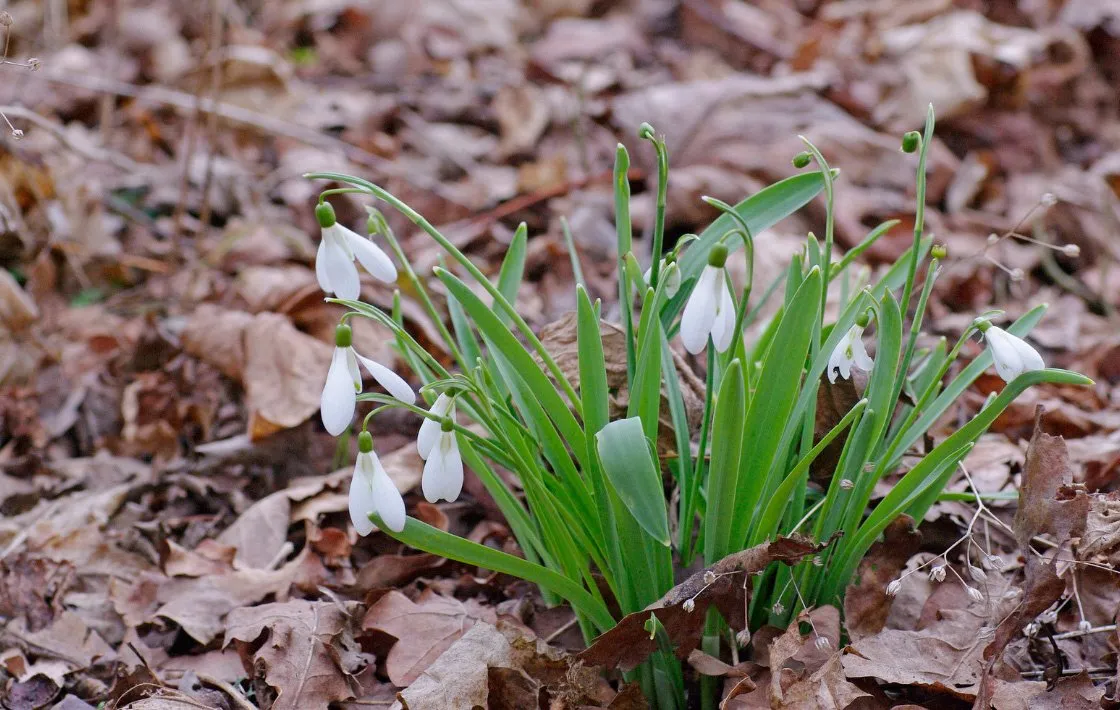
[315,201,464,534]
[317,206,1049,534]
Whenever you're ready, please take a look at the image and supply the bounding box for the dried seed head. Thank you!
[966,586,985,603]
[1078,619,1092,632]
[967,564,987,582]
[703,570,717,585]
[886,579,902,597]
[839,479,854,490]
[772,602,785,615]
[0,12,12,26]
[682,598,696,613]
[1040,193,1058,207]
[1009,268,1025,282]
[10,129,22,140]
[987,233,1000,246]
[929,565,947,582]
[983,554,1005,571]
[1062,244,1080,257]
[811,556,823,567]
[27,58,40,71]
[814,636,831,651]
[1024,622,1040,637]
[736,628,751,648]
[1040,609,1059,625]
[978,625,995,639]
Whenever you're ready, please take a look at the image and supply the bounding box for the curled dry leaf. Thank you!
[224,599,364,710]
[1013,407,1090,549]
[578,534,831,672]
[362,589,498,687]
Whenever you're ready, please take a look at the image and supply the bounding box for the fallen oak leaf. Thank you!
[224,599,364,710]
[362,589,497,686]
[578,534,833,672]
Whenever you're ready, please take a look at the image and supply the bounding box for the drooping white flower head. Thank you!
[349,431,406,534]
[827,324,874,383]
[421,419,464,503]
[978,322,1044,383]
[680,244,736,354]
[315,202,398,300]
[417,392,454,458]
[643,258,681,298]
[321,324,416,436]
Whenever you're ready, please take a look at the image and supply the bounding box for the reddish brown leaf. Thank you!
[1013,407,1090,549]
[578,535,830,672]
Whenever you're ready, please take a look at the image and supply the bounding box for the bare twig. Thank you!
[0,105,139,170]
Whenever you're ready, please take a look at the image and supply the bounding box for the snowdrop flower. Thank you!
[321,324,416,436]
[416,393,454,458]
[349,431,405,534]
[827,322,874,383]
[680,244,736,354]
[643,258,681,298]
[977,321,1044,383]
[315,201,398,300]
[421,418,464,504]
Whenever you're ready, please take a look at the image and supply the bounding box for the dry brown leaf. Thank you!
[1013,408,1090,549]
[773,654,869,710]
[216,489,292,570]
[224,599,363,710]
[362,589,498,686]
[393,621,513,710]
[0,267,37,331]
[181,305,332,440]
[842,608,987,699]
[160,539,237,578]
[152,546,322,644]
[579,535,830,672]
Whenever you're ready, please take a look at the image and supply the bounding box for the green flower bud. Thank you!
[931,244,948,259]
[315,202,337,228]
[358,430,374,453]
[335,323,353,348]
[638,122,655,140]
[792,151,812,169]
[901,131,921,153]
[708,244,729,268]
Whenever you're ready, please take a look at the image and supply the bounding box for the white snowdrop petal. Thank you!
[986,327,1023,382]
[321,347,356,435]
[315,238,331,293]
[346,348,362,391]
[346,230,398,283]
[348,456,377,536]
[371,454,406,532]
[680,266,719,354]
[356,354,416,404]
[852,337,875,371]
[710,274,736,353]
[1010,334,1045,372]
[417,394,451,459]
[321,239,361,300]
[439,433,464,502]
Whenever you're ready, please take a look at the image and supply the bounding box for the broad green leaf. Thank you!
[596,418,670,546]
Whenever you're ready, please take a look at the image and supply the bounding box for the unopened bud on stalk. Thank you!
[638,122,656,140]
[792,151,813,169]
[1062,244,1080,257]
[901,131,921,153]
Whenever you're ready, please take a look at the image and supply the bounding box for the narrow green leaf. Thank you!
[496,223,527,324]
[704,359,746,563]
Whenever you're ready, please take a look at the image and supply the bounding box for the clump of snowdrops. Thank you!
[304,107,1090,709]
